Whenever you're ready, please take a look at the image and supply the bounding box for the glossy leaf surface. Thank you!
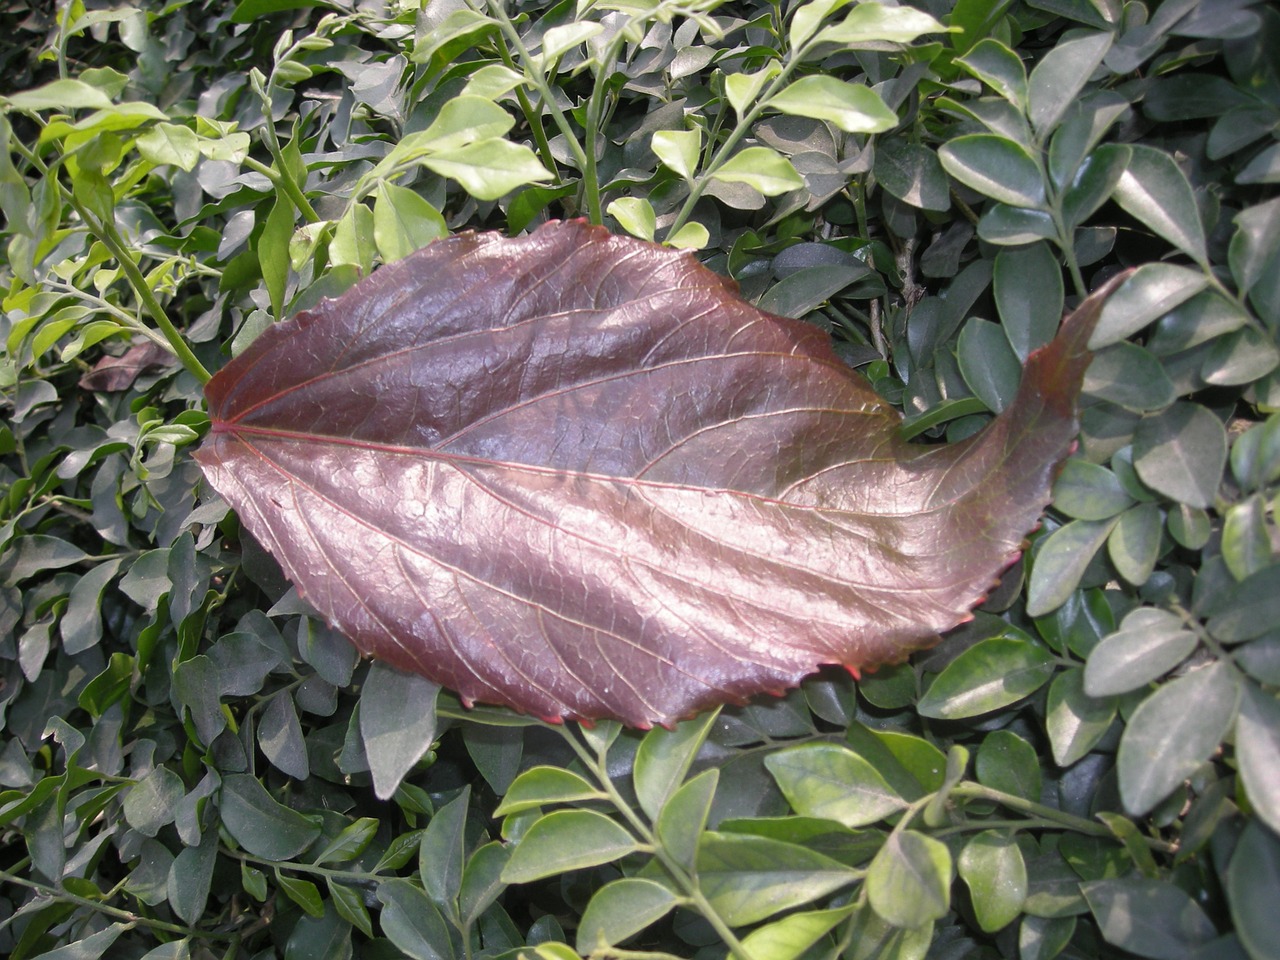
[198,221,1107,725]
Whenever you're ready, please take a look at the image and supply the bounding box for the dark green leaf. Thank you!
[1236,684,1280,835]
[220,773,320,861]
[976,730,1041,803]
[277,871,325,917]
[1046,667,1115,766]
[420,786,469,914]
[634,709,719,821]
[1133,402,1227,508]
[313,817,379,865]
[167,831,217,925]
[655,769,718,871]
[874,138,950,211]
[994,242,1062,361]
[1027,32,1112,137]
[1085,608,1196,696]
[1118,662,1241,815]
[360,662,439,801]
[329,879,374,938]
[957,39,1028,107]
[1083,342,1176,412]
[978,204,1057,244]
[1209,567,1280,642]
[1052,459,1134,520]
[1222,496,1271,580]
[1083,878,1216,959]
[377,879,456,960]
[1091,264,1208,348]
[124,766,185,838]
[259,690,309,780]
[1228,821,1280,960]
[1107,501,1162,586]
[939,134,1046,208]
[1114,146,1208,263]
[459,842,510,925]
[958,317,1022,412]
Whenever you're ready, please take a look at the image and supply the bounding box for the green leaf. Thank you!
[1083,342,1176,413]
[1118,661,1241,816]
[576,878,679,953]
[867,830,952,928]
[124,766,185,838]
[1083,878,1217,959]
[1027,32,1112,138]
[259,690,309,779]
[976,730,1041,803]
[377,878,456,960]
[652,128,701,180]
[540,21,603,61]
[360,662,439,801]
[62,558,123,654]
[277,870,325,918]
[1107,502,1162,586]
[765,742,907,827]
[419,96,513,152]
[220,773,320,861]
[666,221,709,249]
[918,634,1055,718]
[420,787,469,914]
[812,2,947,46]
[373,181,447,263]
[5,78,115,111]
[330,202,375,275]
[697,832,859,926]
[460,64,527,100]
[607,197,656,241]
[994,242,1062,360]
[136,122,201,171]
[710,147,805,196]
[958,317,1022,412]
[314,817,379,865]
[1236,684,1280,835]
[768,76,897,133]
[494,766,604,816]
[1046,667,1116,766]
[1019,915,1076,960]
[1228,821,1280,960]
[1229,198,1280,321]
[939,134,1046,208]
[1222,495,1271,580]
[502,810,638,883]
[1210,567,1280,643]
[30,922,131,959]
[1061,144,1130,230]
[1053,459,1133,521]
[423,139,553,201]
[655,768,718,871]
[1092,264,1209,348]
[1,535,89,586]
[959,832,1027,932]
[873,138,950,211]
[1113,145,1208,264]
[167,832,217,925]
[725,64,781,118]
[634,708,719,821]
[1086,608,1196,697]
[978,204,1057,245]
[1132,402,1227,509]
[757,263,871,318]
[459,841,509,925]
[740,906,855,960]
[957,39,1028,107]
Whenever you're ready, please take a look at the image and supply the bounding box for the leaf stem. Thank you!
[580,31,630,225]
[247,71,321,225]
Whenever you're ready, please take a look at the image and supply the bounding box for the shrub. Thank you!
[1,1,1278,959]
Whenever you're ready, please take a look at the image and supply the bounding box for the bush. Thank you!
[1,1,1278,959]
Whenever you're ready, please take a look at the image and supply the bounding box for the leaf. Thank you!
[710,147,805,196]
[917,634,1055,719]
[1085,608,1197,696]
[957,39,1028,108]
[652,129,701,179]
[633,709,719,820]
[1090,264,1207,348]
[867,830,952,928]
[196,222,1112,725]
[959,832,1027,932]
[373,182,447,263]
[1236,684,1280,835]
[220,773,320,860]
[502,810,638,883]
[5,78,115,111]
[360,661,438,800]
[420,787,469,914]
[995,242,1062,361]
[1117,662,1241,816]
[1132,403,1227,508]
[1113,146,1208,264]
[740,906,855,960]
[768,76,898,133]
[958,317,1022,412]
[1083,878,1217,959]
[812,2,947,46]
[1228,821,1280,960]
[377,879,456,960]
[607,197,656,241]
[873,138,950,212]
[422,139,552,201]
[976,730,1041,802]
[494,766,603,816]
[1046,667,1115,767]
[655,769,717,871]
[696,832,859,926]
[576,878,678,952]
[765,742,907,827]
[1027,32,1112,138]
[939,134,1046,208]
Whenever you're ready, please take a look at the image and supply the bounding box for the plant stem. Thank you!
[495,38,562,187]
[247,73,321,225]
[580,31,629,224]
[0,867,229,941]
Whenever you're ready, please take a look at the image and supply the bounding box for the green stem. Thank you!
[495,38,562,187]
[0,867,229,941]
[580,31,630,224]
[951,783,1177,854]
[247,73,321,225]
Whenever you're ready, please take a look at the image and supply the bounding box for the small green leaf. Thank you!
[1083,342,1176,413]
[167,832,217,925]
[1118,661,1241,816]
[1209,567,1280,642]
[867,830,952,928]
[220,774,320,861]
[606,197,656,241]
[1083,878,1217,959]
[124,766,185,838]
[1090,264,1208,348]
[873,138,950,211]
[420,787,469,914]
[1046,667,1116,766]
[1228,820,1280,960]
[5,78,115,111]
[459,841,509,925]
[655,769,718,871]
[978,204,1057,245]
[1132,402,1227,509]
[959,832,1027,932]
[740,906,855,960]
[939,134,1046,208]
[652,129,701,179]
[377,878,456,960]
[976,730,1041,803]
[725,64,781,118]
[259,690,309,780]
[1114,145,1208,264]
[494,766,604,816]
[313,817,379,865]
[1052,459,1133,520]
[765,742,907,827]
[576,878,679,953]
[994,242,1062,360]
[812,2,947,46]
[768,76,898,133]
[1061,144,1131,229]
[918,634,1055,718]
[1086,608,1196,698]
[1107,502,1162,586]
[330,202,375,275]
[1027,32,1112,137]
[1222,495,1271,580]
[666,221,710,249]
[634,709,719,821]
[372,181,447,263]
[957,317,1022,412]
[360,662,439,801]
[423,139,553,201]
[277,870,325,918]
[418,96,514,152]
[540,21,603,61]
[502,810,638,883]
[1236,684,1280,835]
[710,147,805,196]
[957,39,1028,107]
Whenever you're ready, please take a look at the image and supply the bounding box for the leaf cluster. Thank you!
[1,1,1279,959]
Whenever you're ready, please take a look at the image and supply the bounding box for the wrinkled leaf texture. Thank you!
[198,221,1106,726]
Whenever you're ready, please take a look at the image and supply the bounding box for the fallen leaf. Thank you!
[197,221,1108,726]
[79,339,175,391]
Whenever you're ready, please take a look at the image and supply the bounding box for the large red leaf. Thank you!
[197,220,1106,726]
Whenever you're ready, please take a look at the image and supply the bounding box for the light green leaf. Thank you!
[1114,145,1208,264]
[652,128,701,179]
[136,122,201,171]
[1084,607,1197,696]
[939,134,1046,208]
[423,138,553,201]
[1090,263,1207,348]
[329,203,375,275]
[5,78,115,111]
[812,2,947,46]
[377,878,456,960]
[419,787,469,915]
[725,64,782,118]
[1027,518,1117,616]
[666,221,710,249]
[607,197,656,241]
[419,96,515,153]
[1236,684,1280,835]
[918,635,1056,718]
[958,39,1028,107]
[1027,32,1112,137]
[1083,878,1217,959]
[372,181,447,263]
[1052,459,1133,521]
[576,878,679,953]
[1046,667,1116,767]
[768,76,897,133]
[541,22,603,61]
[1118,661,1241,816]
[655,769,718,872]
[765,742,907,827]
[867,831,952,928]
[460,64,528,100]
[740,906,855,960]
[634,709,719,821]
[494,766,604,816]
[710,147,805,196]
[959,832,1027,932]
[502,810,638,883]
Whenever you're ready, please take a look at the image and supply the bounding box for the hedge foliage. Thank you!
[1,1,1279,959]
